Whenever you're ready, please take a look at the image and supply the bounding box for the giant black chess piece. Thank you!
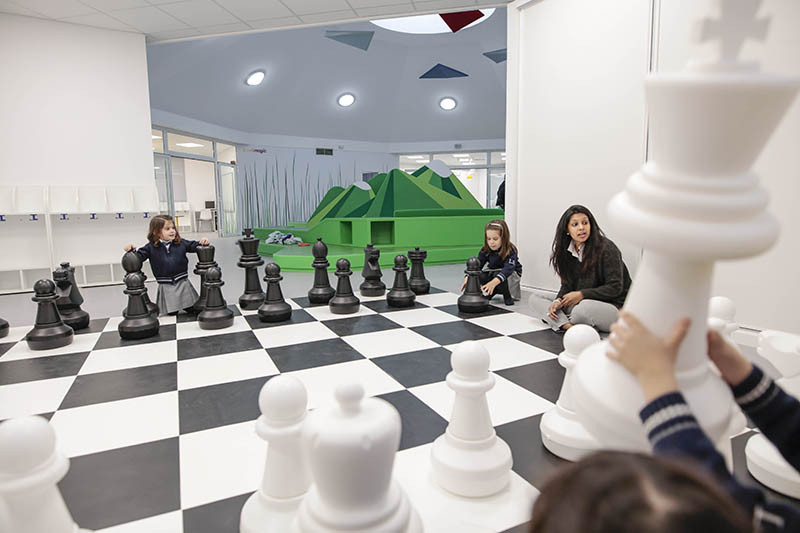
[25,279,74,350]
[308,237,335,304]
[258,263,292,323]
[121,251,158,317]
[119,267,160,340]
[0,317,7,338]
[386,255,416,308]
[237,228,265,310]
[53,262,90,330]
[407,247,430,295]
[198,266,234,330]
[359,243,385,297]
[458,257,489,313]
[192,245,218,314]
[329,258,360,314]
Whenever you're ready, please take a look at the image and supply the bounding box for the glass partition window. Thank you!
[152,129,164,153]
[167,132,214,158]
[490,151,506,166]
[399,154,429,171]
[217,143,237,164]
[452,168,488,207]
[431,152,488,167]
[489,170,506,208]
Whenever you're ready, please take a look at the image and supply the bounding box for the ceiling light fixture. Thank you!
[338,93,355,107]
[245,70,265,86]
[439,97,457,111]
[176,142,204,148]
[152,135,162,139]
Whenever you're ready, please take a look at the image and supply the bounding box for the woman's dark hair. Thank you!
[481,219,517,260]
[530,451,753,533]
[147,214,182,246]
[549,205,605,279]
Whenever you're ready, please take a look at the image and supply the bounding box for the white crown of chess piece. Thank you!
[570,0,800,450]
[746,331,800,498]
[708,296,738,340]
[540,325,602,461]
[430,341,512,497]
[240,375,311,533]
[0,416,92,533]
[295,382,422,533]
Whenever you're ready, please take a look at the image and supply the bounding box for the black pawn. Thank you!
[458,257,489,313]
[359,243,386,297]
[258,263,292,323]
[198,267,234,330]
[25,279,74,350]
[192,245,218,314]
[407,247,430,295]
[329,258,360,314]
[387,255,416,308]
[237,228,265,310]
[308,237,335,304]
[53,262,90,330]
[119,271,160,340]
[121,251,158,317]
[0,317,8,338]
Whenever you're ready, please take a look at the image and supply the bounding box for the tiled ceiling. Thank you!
[3,0,509,42]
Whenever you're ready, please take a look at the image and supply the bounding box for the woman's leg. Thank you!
[567,299,619,332]
[528,289,569,331]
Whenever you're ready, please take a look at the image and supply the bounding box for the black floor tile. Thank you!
[177,330,262,360]
[93,324,177,350]
[372,347,453,388]
[245,308,315,329]
[74,318,110,335]
[59,362,177,409]
[179,375,273,434]
[411,321,500,345]
[290,296,329,308]
[0,342,14,357]
[266,338,365,373]
[322,314,402,337]
[183,492,252,533]
[436,303,512,320]
[496,359,565,404]
[60,438,180,530]
[427,286,446,294]
[511,329,565,355]
[363,299,428,313]
[178,305,241,323]
[377,389,448,450]
[0,351,89,385]
[495,414,569,488]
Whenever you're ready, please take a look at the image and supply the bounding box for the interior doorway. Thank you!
[171,157,218,236]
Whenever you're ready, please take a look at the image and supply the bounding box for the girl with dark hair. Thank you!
[124,215,209,315]
[530,205,631,332]
[460,219,522,306]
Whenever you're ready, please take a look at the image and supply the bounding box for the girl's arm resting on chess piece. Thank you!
[124,243,151,261]
[184,238,210,252]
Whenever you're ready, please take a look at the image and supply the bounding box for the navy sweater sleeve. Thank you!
[477,249,488,270]
[183,239,201,253]
[641,391,800,532]
[134,242,152,262]
[495,250,520,282]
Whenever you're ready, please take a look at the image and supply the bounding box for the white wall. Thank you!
[0,14,153,188]
[183,159,216,214]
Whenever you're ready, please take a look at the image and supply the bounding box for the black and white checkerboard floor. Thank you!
[1,288,795,532]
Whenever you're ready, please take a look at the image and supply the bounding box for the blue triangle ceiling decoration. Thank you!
[483,48,507,63]
[324,30,374,51]
[419,63,469,79]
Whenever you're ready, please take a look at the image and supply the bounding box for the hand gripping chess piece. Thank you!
[240,376,311,533]
[571,2,800,451]
[745,331,800,498]
[308,238,335,304]
[457,257,488,314]
[258,263,292,323]
[329,258,360,315]
[198,266,234,330]
[192,245,218,314]
[407,247,430,295]
[540,325,603,461]
[386,255,415,308]
[0,416,92,533]
[25,279,74,351]
[119,257,160,340]
[120,251,158,318]
[431,341,512,497]
[237,228,266,310]
[52,262,90,330]
[359,243,385,297]
[295,382,423,533]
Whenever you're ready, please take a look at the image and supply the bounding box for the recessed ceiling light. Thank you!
[176,142,204,148]
[338,93,355,107]
[407,155,426,159]
[245,70,265,86]
[439,97,457,111]
[154,166,161,170]
[152,135,162,139]
[372,9,495,34]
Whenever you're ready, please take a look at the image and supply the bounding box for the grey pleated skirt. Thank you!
[156,278,199,315]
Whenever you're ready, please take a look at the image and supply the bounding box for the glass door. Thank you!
[217,163,239,236]
[153,154,173,216]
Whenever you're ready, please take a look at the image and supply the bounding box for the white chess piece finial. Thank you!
[540,325,602,461]
[696,0,770,67]
[295,382,422,532]
[0,416,92,533]
[708,296,738,341]
[430,341,512,497]
[240,376,310,533]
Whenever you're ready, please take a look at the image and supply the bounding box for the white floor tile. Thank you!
[1,332,101,362]
[0,376,75,419]
[50,391,179,458]
[2,325,30,343]
[384,307,460,328]
[467,313,549,336]
[409,374,554,427]
[178,349,279,390]
[97,511,183,533]
[176,315,251,340]
[179,420,266,509]
[80,341,178,375]
[342,328,439,358]
[304,304,376,322]
[238,306,259,315]
[354,291,386,302]
[415,292,460,307]
[252,321,337,349]
[103,315,176,331]
[443,336,557,371]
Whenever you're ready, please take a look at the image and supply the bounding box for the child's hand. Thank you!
[560,291,584,308]
[707,329,752,387]
[198,238,210,245]
[481,278,500,295]
[124,244,135,252]
[460,276,467,292]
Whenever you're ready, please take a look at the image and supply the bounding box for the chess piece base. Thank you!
[122,306,158,318]
[387,290,415,308]
[359,281,385,297]
[239,291,266,310]
[408,279,430,295]
[60,309,90,331]
[198,307,234,330]
[308,287,335,304]
[430,430,512,498]
[745,433,800,499]
[26,324,74,350]
[457,295,488,314]
[0,318,8,338]
[329,297,360,314]
[240,490,303,533]
[540,406,601,462]
[257,302,292,323]
[118,316,160,340]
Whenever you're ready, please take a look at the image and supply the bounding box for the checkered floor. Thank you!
[0,288,794,532]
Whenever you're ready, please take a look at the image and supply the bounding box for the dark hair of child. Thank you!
[481,219,517,260]
[529,451,753,533]
[549,204,606,278]
[147,214,182,247]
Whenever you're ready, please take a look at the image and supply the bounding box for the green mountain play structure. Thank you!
[254,166,504,271]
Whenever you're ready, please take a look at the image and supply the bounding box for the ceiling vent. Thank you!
[316,148,334,156]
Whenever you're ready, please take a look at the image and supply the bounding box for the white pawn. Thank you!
[0,416,92,533]
[430,341,512,497]
[540,325,602,461]
[241,376,311,533]
[296,382,422,533]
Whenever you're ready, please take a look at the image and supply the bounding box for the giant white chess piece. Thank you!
[540,325,602,461]
[295,382,422,533]
[745,330,800,498]
[0,416,92,533]
[571,0,800,450]
[240,375,311,533]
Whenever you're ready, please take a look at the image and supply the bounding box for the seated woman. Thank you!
[530,205,631,332]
